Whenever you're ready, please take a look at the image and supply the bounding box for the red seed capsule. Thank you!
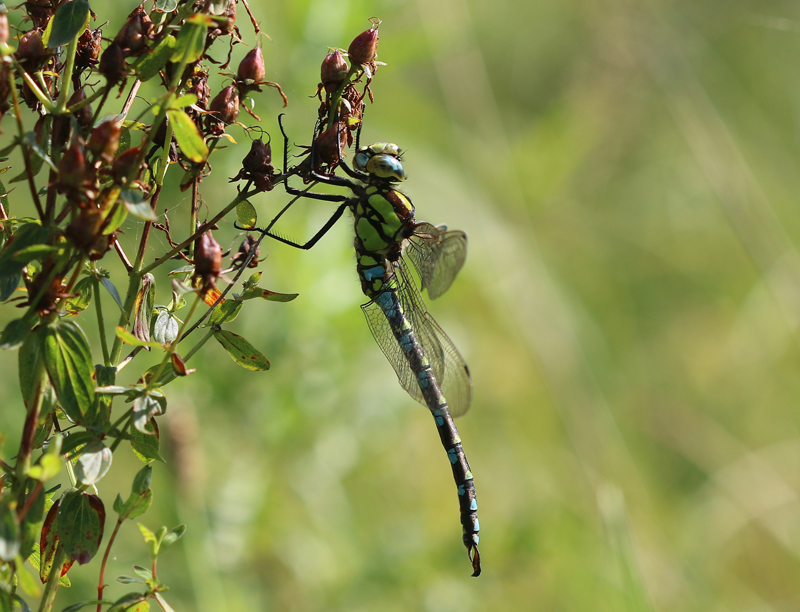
[88,119,121,164]
[59,143,87,190]
[238,47,266,83]
[208,85,239,125]
[347,18,380,65]
[99,41,126,84]
[194,230,222,291]
[320,49,348,91]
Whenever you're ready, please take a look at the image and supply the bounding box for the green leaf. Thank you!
[115,326,163,350]
[241,288,299,302]
[0,222,50,296]
[132,395,164,434]
[46,0,90,48]
[0,178,9,211]
[20,481,45,560]
[132,274,155,343]
[214,330,270,370]
[100,276,125,311]
[73,441,112,485]
[18,324,46,408]
[236,200,257,229]
[103,198,129,234]
[172,93,198,108]
[58,490,105,565]
[167,109,208,163]
[27,451,63,482]
[160,524,186,549]
[134,34,175,82]
[154,0,178,11]
[208,299,242,325]
[0,499,20,561]
[132,565,152,581]
[43,320,96,423]
[1,318,30,350]
[9,132,50,183]
[107,592,149,612]
[115,575,145,584]
[0,270,20,301]
[170,17,208,64]
[119,190,157,222]
[14,561,39,598]
[64,276,93,316]
[120,489,152,521]
[10,244,63,263]
[61,600,108,612]
[152,309,179,345]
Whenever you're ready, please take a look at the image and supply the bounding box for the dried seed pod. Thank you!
[231,137,275,191]
[99,41,126,84]
[207,85,239,134]
[15,29,48,71]
[115,7,153,56]
[112,147,143,183]
[231,234,261,269]
[320,49,348,94]
[347,18,380,65]
[237,47,265,83]
[67,88,93,131]
[313,124,346,166]
[76,28,103,70]
[193,230,222,292]
[58,142,87,190]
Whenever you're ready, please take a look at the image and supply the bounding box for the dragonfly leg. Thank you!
[239,201,349,251]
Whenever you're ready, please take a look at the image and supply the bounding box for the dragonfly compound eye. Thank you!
[366,153,406,182]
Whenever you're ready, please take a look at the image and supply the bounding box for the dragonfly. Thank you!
[251,121,481,576]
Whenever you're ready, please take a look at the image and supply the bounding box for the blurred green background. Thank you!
[5,0,800,609]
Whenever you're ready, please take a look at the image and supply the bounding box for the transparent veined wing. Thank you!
[405,222,468,300]
[361,261,473,417]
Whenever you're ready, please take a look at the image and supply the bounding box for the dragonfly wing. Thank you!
[396,263,473,417]
[362,292,427,408]
[406,223,468,300]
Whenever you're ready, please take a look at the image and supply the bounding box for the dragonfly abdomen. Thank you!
[375,284,481,576]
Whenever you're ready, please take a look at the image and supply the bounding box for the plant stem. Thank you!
[38,546,66,612]
[96,519,123,612]
[6,58,45,218]
[93,278,111,366]
[55,35,79,114]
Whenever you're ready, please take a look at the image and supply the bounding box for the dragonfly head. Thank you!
[354,143,406,182]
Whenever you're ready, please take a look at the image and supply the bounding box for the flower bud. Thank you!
[321,49,348,90]
[347,19,380,65]
[208,85,239,125]
[88,119,121,164]
[237,47,265,83]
